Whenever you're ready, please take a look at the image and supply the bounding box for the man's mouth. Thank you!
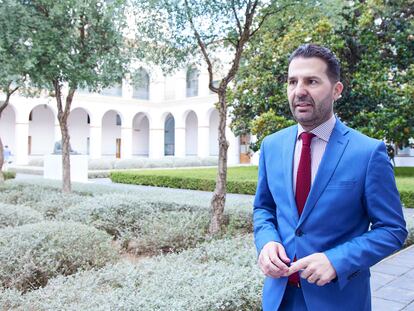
[295,102,313,108]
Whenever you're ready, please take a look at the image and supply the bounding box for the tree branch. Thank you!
[231,0,242,36]
[250,2,298,38]
[183,0,218,93]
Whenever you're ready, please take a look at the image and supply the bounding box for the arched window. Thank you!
[101,78,122,97]
[186,66,199,97]
[132,68,150,100]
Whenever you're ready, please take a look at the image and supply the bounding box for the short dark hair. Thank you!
[288,44,341,82]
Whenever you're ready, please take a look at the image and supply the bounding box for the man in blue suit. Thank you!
[253,44,407,311]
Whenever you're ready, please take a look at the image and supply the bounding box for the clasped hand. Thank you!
[258,242,337,286]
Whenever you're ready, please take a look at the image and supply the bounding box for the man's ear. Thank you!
[333,82,344,101]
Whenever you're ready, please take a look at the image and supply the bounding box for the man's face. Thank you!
[287,57,343,130]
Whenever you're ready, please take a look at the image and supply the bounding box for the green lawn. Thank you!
[396,177,414,192]
[131,166,259,182]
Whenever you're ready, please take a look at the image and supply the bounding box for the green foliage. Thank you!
[24,0,130,92]
[0,183,87,218]
[230,1,414,146]
[110,171,257,194]
[250,109,295,151]
[0,235,262,310]
[2,172,15,180]
[0,221,118,292]
[400,191,414,209]
[394,167,414,177]
[57,193,211,255]
[0,203,43,229]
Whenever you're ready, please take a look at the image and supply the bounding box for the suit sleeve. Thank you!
[253,138,282,255]
[324,141,408,290]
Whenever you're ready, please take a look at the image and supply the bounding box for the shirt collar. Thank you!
[297,114,336,142]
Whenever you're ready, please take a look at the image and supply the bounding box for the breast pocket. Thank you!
[326,180,357,189]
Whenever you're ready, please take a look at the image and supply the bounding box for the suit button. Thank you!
[295,229,303,237]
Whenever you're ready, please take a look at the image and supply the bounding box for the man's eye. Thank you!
[309,80,318,85]
[288,80,297,85]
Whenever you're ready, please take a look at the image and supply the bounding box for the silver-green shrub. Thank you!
[0,203,43,228]
[0,221,119,291]
[0,235,262,310]
[58,193,210,254]
[0,183,87,218]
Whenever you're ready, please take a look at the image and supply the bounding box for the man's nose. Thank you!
[295,82,308,97]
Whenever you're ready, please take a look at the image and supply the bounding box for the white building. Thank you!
[0,66,251,166]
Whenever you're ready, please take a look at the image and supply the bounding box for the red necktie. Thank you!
[289,132,315,286]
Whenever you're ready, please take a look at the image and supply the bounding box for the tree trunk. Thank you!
[54,82,76,193]
[209,91,229,235]
[60,118,71,193]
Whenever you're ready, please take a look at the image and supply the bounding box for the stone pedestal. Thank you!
[44,154,88,182]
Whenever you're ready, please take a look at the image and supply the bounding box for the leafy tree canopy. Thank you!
[229,0,414,149]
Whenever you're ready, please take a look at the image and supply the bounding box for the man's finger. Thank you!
[276,244,291,264]
[288,258,308,275]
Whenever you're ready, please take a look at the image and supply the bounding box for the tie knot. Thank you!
[300,132,315,146]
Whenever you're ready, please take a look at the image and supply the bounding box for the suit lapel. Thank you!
[298,120,350,227]
[282,125,299,224]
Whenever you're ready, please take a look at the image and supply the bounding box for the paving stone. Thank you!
[371,272,397,291]
[373,286,414,304]
[371,262,412,276]
[386,257,414,269]
[402,301,414,311]
[387,276,414,292]
[372,297,405,311]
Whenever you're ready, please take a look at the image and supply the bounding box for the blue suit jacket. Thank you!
[253,119,408,311]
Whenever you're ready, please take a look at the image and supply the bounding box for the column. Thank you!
[149,128,164,158]
[121,126,133,159]
[14,122,29,165]
[89,125,102,159]
[197,124,210,157]
[175,126,186,157]
[226,125,240,165]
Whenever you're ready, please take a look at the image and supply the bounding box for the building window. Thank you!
[132,68,150,100]
[116,114,122,126]
[101,78,122,97]
[186,67,199,97]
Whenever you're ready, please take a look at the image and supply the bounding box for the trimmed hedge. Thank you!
[0,221,118,292]
[110,171,257,195]
[0,235,262,310]
[394,167,414,177]
[0,203,43,228]
[110,170,414,207]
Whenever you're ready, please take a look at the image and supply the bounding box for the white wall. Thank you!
[68,108,90,154]
[209,109,219,156]
[28,105,55,155]
[0,105,16,153]
[132,113,149,156]
[185,111,198,156]
[101,110,121,156]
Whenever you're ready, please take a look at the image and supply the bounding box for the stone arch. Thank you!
[101,110,123,158]
[28,104,55,156]
[184,110,198,156]
[68,107,91,155]
[164,113,175,156]
[0,105,16,154]
[132,112,150,156]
